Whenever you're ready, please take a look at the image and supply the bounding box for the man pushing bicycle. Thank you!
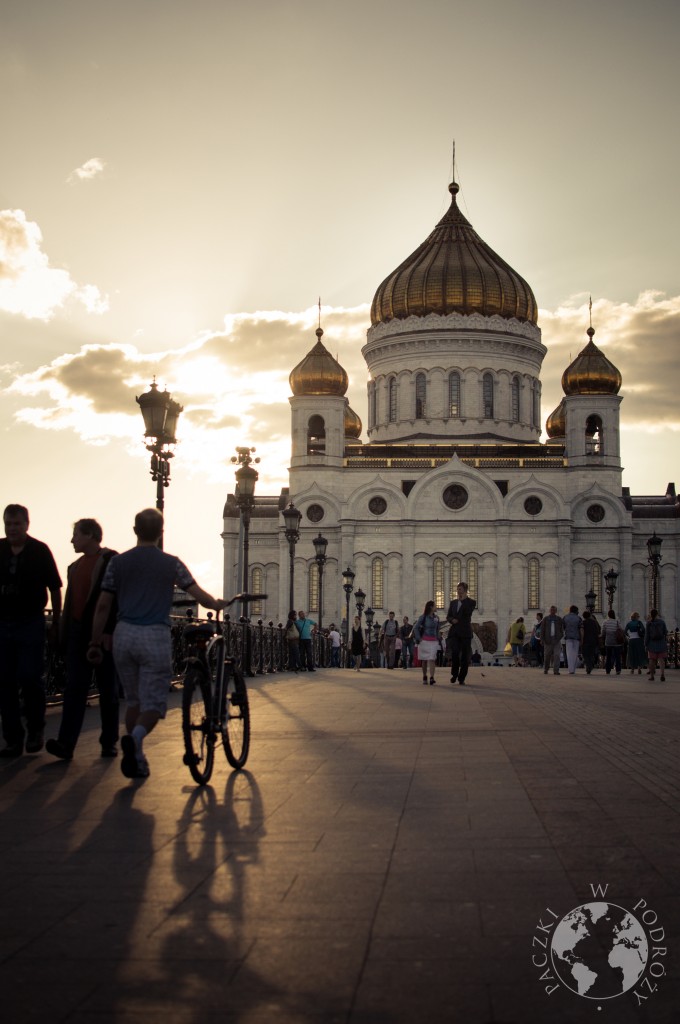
[88,508,226,780]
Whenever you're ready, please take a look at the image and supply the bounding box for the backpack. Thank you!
[647,619,665,642]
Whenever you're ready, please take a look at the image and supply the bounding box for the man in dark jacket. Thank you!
[446,582,476,685]
[0,504,62,756]
[539,606,564,675]
[47,519,119,760]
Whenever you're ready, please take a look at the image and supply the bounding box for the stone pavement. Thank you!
[1,663,679,1024]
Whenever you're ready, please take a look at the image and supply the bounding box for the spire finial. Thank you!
[587,295,595,340]
[316,297,323,340]
[449,139,459,197]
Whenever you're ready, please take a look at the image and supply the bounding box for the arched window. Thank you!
[251,568,264,615]
[433,558,444,609]
[511,377,520,423]
[415,373,427,419]
[372,557,384,608]
[528,558,540,610]
[308,563,319,613]
[586,415,603,455]
[592,564,603,613]
[307,414,325,455]
[483,374,495,418]
[388,378,397,423]
[449,558,461,600]
[466,557,478,600]
[369,380,376,430]
[449,372,461,418]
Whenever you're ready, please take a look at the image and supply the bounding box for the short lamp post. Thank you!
[364,606,374,653]
[604,567,619,615]
[342,565,355,654]
[647,531,663,611]
[585,589,597,615]
[231,446,259,619]
[282,502,302,614]
[136,380,183,547]
[355,588,365,621]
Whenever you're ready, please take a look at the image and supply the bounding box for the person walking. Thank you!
[46,519,119,761]
[531,612,544,667]
[296,611,316,672]
[539,606,564,675]
[399,616,414,668]
[645,609,668,681]
[414,600,441,685]
[625,612,646,675]
[350,616,364,671]
[380,611,399,669]
[88,508,226,779]
[446,582,476,685]
[285,610,300,672]
[601,609,623,675]
[562,605,583,675]
[0,504,62,757]
[581,611,601,674]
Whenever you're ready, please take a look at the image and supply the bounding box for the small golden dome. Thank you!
[289,327,349,396]
[344,404,362,438]
[546,397,566,438]
[561,327,622,396]
[371,180,538,326]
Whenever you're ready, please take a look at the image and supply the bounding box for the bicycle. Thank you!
[181,593,266,784]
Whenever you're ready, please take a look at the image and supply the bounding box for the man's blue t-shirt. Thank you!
[102,546,195,626]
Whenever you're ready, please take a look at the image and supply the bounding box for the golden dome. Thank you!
[546,397,566,438]
[289,328,349,396]
[371,180,538,326]
[344,404,362,438]
[561,328,622,396]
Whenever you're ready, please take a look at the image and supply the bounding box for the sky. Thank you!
[1,0,679,599]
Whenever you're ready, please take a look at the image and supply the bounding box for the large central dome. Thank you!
[370,181,538,327]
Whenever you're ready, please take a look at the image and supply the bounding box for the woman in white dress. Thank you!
[414,600,441,686]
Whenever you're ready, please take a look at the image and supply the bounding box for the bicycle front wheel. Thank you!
[182,665,215,785]
[221,663,250,769]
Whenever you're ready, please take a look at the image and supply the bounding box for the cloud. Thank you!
[0,209,109,320]
[4,295,680,492]
[67,157,105,183]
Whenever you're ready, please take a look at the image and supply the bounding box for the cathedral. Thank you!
[222,171,679,641]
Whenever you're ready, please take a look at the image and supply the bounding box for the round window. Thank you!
[368,496,387,516]
[442,484,468,510]
[587,503,605,523]
[524,496,543,516]
[306,504,324,523]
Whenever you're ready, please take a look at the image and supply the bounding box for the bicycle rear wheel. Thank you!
[221,662,250,769]
[182,664,215,785]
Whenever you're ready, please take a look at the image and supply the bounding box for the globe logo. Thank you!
[550,902,648,999]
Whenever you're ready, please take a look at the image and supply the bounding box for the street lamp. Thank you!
[231,446,259,618]
[604,567,619,614]
[585,589,597,614]
[355,588,365,620]
[282,502,302,614]
[313,533,328,632]
[136,380,183,546]
[647,532,663,610]
[342,565,355,652]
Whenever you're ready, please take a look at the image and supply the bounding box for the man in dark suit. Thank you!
[446,582,476,685]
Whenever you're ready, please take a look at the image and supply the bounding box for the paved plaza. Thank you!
[1,663,679,1023]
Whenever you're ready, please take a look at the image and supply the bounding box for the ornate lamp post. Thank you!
[313,533,328,631]
[604,567,619,614]
[647,532,663,610]
[282,502,302,613]
[355,588,365,621]
[136,380,183,547]
[231,446,259,618]
[342,565,355,654]
[585,589,597,614]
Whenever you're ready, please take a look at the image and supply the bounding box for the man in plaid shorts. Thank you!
[88,508,226,779]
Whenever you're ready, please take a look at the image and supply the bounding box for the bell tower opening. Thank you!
[307,414,326,455]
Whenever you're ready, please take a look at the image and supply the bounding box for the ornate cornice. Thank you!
[366,311,542,345]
